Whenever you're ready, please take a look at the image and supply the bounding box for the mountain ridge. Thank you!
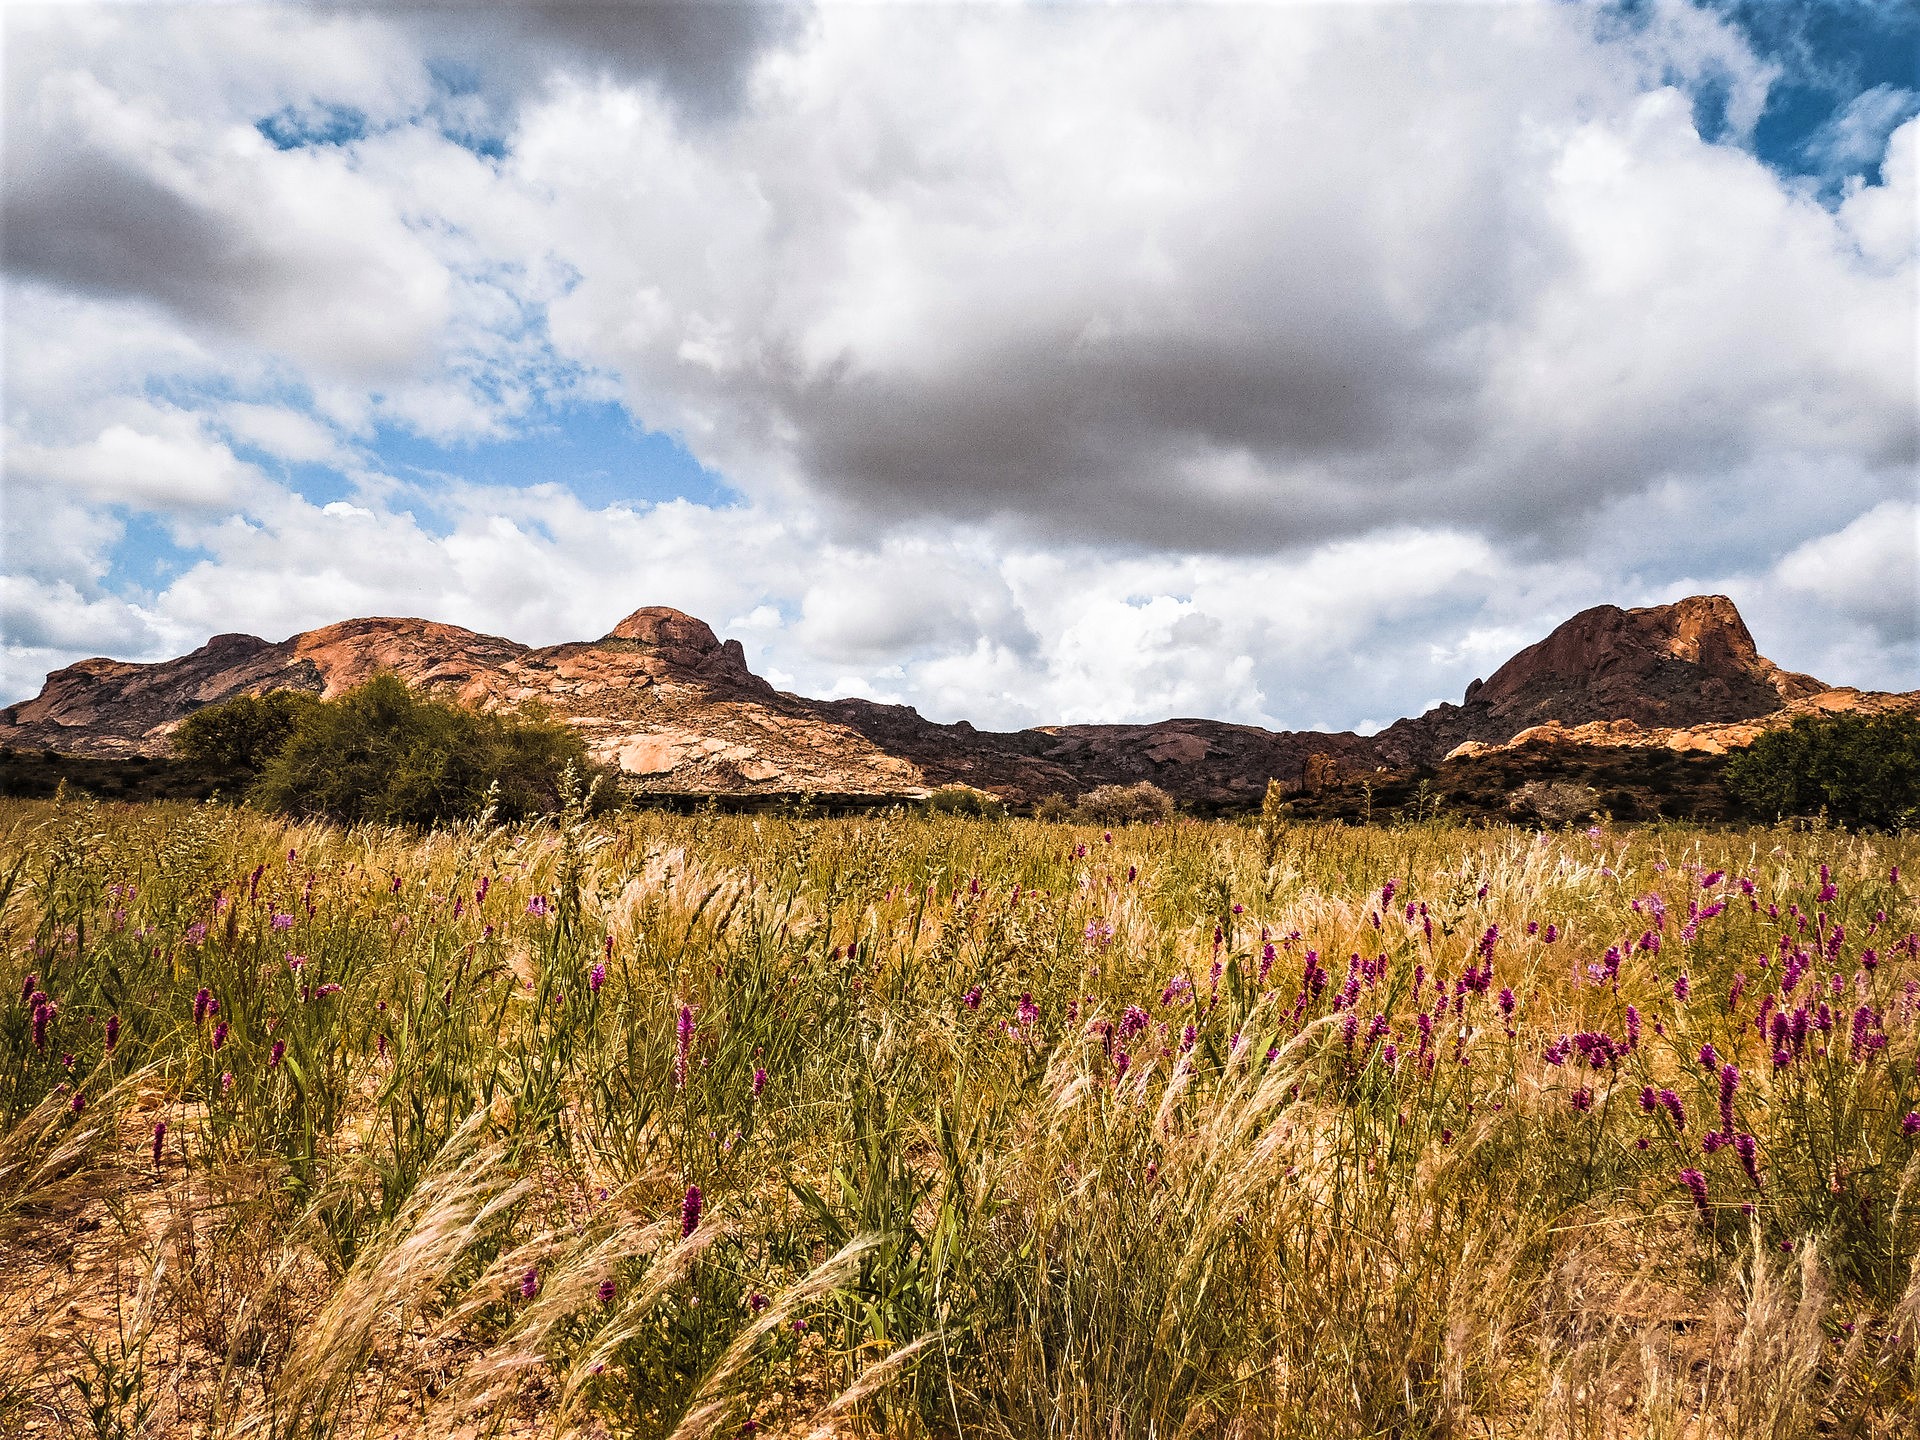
[4,595,1910,808]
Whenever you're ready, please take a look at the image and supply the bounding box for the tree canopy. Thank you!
[1725,710,1919,830]
[173,674,607,825]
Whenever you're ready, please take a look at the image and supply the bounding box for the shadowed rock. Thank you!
[3,594,1907,807]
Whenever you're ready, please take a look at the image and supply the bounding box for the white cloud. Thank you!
[1804,83,1918,176]
[2,1,1914,731]
[219,403,348,465]
[9,406,265,509]
[1775,500,1920,641]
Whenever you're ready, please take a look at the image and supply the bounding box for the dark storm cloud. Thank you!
[3,145,276,328]
[774,334,1481,552]
[2,1,802,374]
[347,1,807,120]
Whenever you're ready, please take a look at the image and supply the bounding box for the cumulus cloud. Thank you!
[1775,500,1920,642]
[1804,83,1919,175]
[2,1,1914,730]
[514,3,1913,553]
[9,405,267,509]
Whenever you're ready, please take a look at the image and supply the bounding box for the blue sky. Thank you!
[5,0,1915,729]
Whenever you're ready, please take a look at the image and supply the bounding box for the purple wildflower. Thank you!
[961,985,982,1011]
[193,988,212,1025]
[1735,1133,1762,1188]
[1658,1089,1687,1132]
[20,973,37,1004]
[1571,1087,1594,1112]
[1673,973,1690,1003]
[270,1040,285,1068]
[681,1183,703,1238]
[1679,1167,1711,1218]
[520,1267,540,1300]
[105,1014,120,1054]
[598,1278,617,1306]
[751,1067,767,1099]
[152,1120,167,1167]
[270,912,294,931]
[70,1092,86,1116]
[211,1020,228,1052]
[589,962,606,994]
[675,1004,694,1089]
[1018,992,1039,1028]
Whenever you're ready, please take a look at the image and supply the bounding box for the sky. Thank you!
[3,0,1916,735]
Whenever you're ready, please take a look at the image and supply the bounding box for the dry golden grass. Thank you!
[1,794,1916,1437]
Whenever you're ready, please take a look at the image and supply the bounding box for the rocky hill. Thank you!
[2,594,1909,809]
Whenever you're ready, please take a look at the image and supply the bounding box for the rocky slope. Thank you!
[3,594,1907,808]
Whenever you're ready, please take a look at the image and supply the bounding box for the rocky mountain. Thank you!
[3,594,1908,809]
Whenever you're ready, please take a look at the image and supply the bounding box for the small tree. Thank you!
[924,785,1007,819]
[1074,781,1175,825]
[171,690,320,774]
[1726,711,1920,830]
[229,675,604,826]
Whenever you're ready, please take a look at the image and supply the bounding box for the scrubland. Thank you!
[3,791,1917,1438]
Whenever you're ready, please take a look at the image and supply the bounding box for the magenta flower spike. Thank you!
[1658,1089,1686,1131]
[152,1119,167,1167]
[1679,1167,1711,1217]
[681,1183,703,1238]
[675,1004,694,1089]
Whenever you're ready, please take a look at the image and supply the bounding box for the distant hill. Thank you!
[4,594,1911,812]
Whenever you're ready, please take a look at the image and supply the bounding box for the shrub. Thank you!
[171,690,321,774]
[1032,793,1072,822]
[1726,710,1920,830]
[200,674,605,826]
[1073,781,1174,825]
[923,785,1006,819]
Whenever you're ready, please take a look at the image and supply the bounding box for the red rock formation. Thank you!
[1373,595,1833,767]
[1,593,1901,807]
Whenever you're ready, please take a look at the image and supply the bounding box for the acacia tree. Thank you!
[1726,711,1919,830]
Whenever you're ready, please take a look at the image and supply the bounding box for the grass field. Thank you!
[2,791,1917,1437]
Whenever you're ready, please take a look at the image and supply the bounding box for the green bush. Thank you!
[1074,780,1175,825]
[1726,710,1920,830]
[171,689,321,774]
[922,784,1006,819]
[180,675,608,825]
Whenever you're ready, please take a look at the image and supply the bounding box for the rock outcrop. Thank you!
[3,593,1908,808]
[1372,595,1836,768]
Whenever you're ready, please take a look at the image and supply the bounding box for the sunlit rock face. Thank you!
[3,595,1908,805]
